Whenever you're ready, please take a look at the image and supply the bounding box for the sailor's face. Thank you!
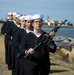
[32,19,43,30]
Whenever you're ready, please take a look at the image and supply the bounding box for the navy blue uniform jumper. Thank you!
[20,31,56,75]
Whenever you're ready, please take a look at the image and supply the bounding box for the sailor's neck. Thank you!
[33,29,42,35]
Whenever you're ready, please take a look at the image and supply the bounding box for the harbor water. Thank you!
[42,27,74,38]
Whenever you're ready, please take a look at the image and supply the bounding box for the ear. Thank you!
[32,23,34,27]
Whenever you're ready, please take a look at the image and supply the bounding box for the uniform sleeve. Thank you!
[6,25,13,40]
[46,39,57,53]
[1,22,7,34]
[20,35,27,55]
[13,30,21,47]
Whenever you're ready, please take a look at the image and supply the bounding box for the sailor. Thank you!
[20,14,57,75]
[7,13,21,70]
[12,15,26,75]
[1,12,13,65]
[19,15,33,75]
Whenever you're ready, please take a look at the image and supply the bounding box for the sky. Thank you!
[0,0,74,23]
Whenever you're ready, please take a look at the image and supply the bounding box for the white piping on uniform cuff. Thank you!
[5,33,6,35]
[11,37,13,39]
[25,50,28,54]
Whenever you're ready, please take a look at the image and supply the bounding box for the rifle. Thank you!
[17,19,67,59]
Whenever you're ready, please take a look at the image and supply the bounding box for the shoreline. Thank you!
[0,23,74,28]
[42,25,74,28]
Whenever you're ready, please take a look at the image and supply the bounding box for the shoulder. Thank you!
[18,29,27,35]
[42,30,47,34]
[25,32,35,39]
[21,29,26,32]
[9,21,14,24]
[27,32,34,36]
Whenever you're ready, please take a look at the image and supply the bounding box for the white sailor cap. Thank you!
[31,14,44,20]
[15,14,20,18]
[7,17,9,19]
[13,12,17,16]
[19,16,25,20]
[24,15,32,20]
[8,12,13,15]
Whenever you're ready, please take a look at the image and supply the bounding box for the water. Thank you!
[0,24,74,38]
[42,27,74,38]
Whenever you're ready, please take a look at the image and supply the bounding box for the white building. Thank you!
[47,20,62,26]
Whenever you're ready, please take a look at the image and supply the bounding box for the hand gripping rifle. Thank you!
[17,19,67,59]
